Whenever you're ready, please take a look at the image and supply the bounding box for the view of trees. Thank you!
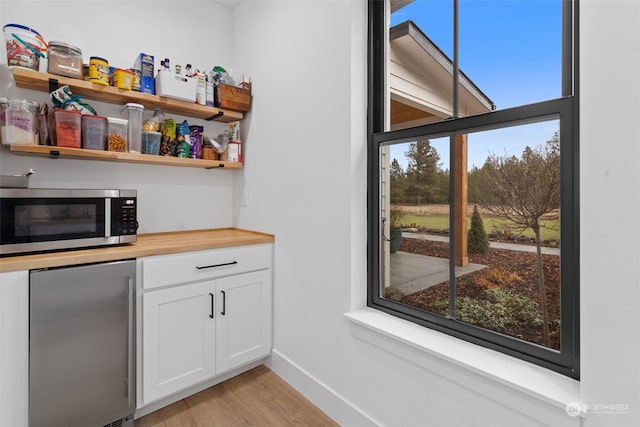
[390,140,449,204]
[390,134,560,209]
[390,132,560,346]
[471,131,560,346]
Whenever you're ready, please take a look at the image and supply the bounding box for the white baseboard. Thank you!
[266,350,379,427]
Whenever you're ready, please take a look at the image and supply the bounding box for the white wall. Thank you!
[2,0,640,426]
[579,1,640,426]
[0,1,239,233]
[233,1,640,427]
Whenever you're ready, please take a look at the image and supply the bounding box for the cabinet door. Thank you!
[142,280,216,404]
[216,269,272,375]
[0,270,29,427]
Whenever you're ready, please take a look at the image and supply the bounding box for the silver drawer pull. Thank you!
[196,261,238,270]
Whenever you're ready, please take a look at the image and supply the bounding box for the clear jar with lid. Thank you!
[48,41,83,79]
[107,117,128,152]
[121,103,144,153]
[1,99,40,145]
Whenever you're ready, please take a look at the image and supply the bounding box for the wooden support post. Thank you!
[454,134,468,266]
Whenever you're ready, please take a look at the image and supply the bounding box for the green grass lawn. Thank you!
[402,214,559,241]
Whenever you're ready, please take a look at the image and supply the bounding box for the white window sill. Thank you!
[344,307,584,417]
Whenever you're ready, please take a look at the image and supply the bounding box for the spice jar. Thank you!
[47,41,83,79]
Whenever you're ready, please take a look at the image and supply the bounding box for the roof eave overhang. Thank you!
[390,0,415,13]
[390,20,496,113]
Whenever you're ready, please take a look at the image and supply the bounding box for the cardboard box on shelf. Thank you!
[134,53,155,95]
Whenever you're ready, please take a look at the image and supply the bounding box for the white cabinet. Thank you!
[142,280,217,404]
[216,270,272,374]
[140,244,273,406]
[0,270,29,427]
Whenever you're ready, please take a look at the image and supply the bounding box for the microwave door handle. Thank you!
[105,198,112,237]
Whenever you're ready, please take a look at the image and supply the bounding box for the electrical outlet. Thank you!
[242,188,248,207]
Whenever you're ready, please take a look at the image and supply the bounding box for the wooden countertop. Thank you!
[0,228,275,273]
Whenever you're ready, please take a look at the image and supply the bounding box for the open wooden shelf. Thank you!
[8,144,242,169]
[8,67,244,169]
[10,67,243,123]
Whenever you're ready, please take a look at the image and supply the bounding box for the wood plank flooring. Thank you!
[135,365,339,427]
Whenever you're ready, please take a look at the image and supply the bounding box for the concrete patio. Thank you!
[389,251,486,295]
[388,232,560,296]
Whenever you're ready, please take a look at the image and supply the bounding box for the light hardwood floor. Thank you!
[135,365,339,427]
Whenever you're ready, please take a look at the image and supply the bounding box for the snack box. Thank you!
[155,70,197,102]
[133,53,155,94]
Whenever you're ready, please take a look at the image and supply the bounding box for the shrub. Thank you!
[468,205,490,253]
[473,268,523,289]
[389,206,407,229]
[432,288,542,332]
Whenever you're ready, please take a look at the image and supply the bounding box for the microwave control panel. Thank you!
[111,197,138,236]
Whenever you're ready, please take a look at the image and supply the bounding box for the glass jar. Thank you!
[1,99,39,145]
[47,41,83,79]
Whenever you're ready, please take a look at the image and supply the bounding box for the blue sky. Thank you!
[389,0,562,169]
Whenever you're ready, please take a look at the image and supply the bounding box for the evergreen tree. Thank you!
[389,158,406,203]
[468,205,490,254]
[404,139,442,204]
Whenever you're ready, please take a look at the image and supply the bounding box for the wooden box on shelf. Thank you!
[215,84,251,112]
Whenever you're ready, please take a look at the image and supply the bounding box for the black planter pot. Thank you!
[389,228,402,253]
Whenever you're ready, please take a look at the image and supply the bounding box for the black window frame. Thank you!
[367,0,579,379]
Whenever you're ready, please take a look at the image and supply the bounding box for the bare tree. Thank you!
[476,131,560,346]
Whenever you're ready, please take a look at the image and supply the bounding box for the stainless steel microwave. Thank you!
[0,188,137,256]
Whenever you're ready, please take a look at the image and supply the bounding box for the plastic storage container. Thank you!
[47,41,83,79]
[3,24,46,71]
[54,109,81,148]
[89,56,109,85]
[107,117,128,152]
[113,69,134,90]
[141,131,161,155]
[81,115,107,150]
[155,70,197,102]
[121,103,144,153]
[0,98,7,144]
[1,99,40,145]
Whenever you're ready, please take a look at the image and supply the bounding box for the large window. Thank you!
[367,0,579,378]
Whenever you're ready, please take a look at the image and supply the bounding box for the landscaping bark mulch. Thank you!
[396,237,561,349]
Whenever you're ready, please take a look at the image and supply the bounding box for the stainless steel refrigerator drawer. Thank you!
[29,260,136,427]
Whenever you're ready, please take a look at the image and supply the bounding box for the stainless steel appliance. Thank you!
[30,260,136,427]
[0,188,137,255]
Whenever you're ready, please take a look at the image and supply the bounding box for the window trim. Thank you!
[367,0,579,379]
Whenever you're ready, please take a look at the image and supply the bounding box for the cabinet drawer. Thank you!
[141,244,272,290]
